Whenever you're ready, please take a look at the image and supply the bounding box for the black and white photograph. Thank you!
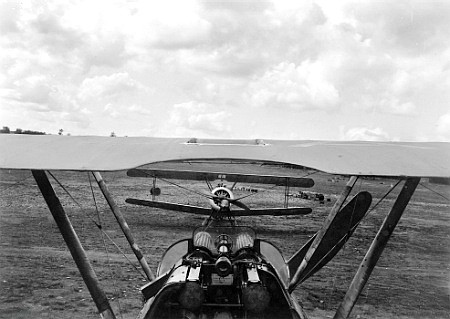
[0,1,449,318]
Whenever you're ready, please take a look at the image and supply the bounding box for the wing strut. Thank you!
[333,177,420,319]
[284,178,290,208]
[32,170,116,319]
[289,176,358,291]
[287,191,372,284]
[93,172,155,281]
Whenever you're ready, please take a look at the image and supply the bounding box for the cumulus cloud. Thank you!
[77,73,152,123]
[348,1,450,56]
[323,38,421,116]
[167,101,231,137]
[379,99,416,115]
[342,127,391,141]
[436,113,450,140]
[4,74,80,114]
[78,72,146,101]
[12,75,55,109]
[30,11,84,55]
[83,36,129,70]
[0,1,20,34]
[125,0,212,50]
[0,63,91,131]
[1,0,449,140]
[167,2,331,78]
[247,61,340,110]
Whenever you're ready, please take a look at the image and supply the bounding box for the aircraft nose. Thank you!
[220,199,230,208]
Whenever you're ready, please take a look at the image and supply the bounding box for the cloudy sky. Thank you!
[1,0,450,141]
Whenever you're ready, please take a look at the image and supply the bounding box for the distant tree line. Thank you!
[0,126,46,135]
[1,126,120,137]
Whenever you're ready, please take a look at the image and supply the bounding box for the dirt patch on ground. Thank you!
[1,165,449,318]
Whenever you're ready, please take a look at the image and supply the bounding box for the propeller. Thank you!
[206,187,251,212]
[230,199,250,210]
[206,194,250,208]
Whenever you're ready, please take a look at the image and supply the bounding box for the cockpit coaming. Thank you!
[141,226,306,319]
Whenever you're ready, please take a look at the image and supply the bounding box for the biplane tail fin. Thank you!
[287,191,372,285]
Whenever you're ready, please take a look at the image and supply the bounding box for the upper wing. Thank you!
[127,168,315,187]
[0,134,449,177]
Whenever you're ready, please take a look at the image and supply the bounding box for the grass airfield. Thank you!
[0,162,449,319]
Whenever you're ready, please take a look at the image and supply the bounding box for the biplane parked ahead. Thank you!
[0,135,449,319]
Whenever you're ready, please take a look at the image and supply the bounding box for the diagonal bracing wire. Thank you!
[136,168,217,200]
[88,173,124,319]
[295,178,403,285]
[136,168,319,203]
[0,174,33,196]
[47,171,147,280]
[418,182,450,202]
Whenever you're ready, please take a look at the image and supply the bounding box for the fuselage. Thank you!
[137,225,308,319]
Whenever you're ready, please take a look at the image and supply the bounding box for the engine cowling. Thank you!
[209,187,234,211]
